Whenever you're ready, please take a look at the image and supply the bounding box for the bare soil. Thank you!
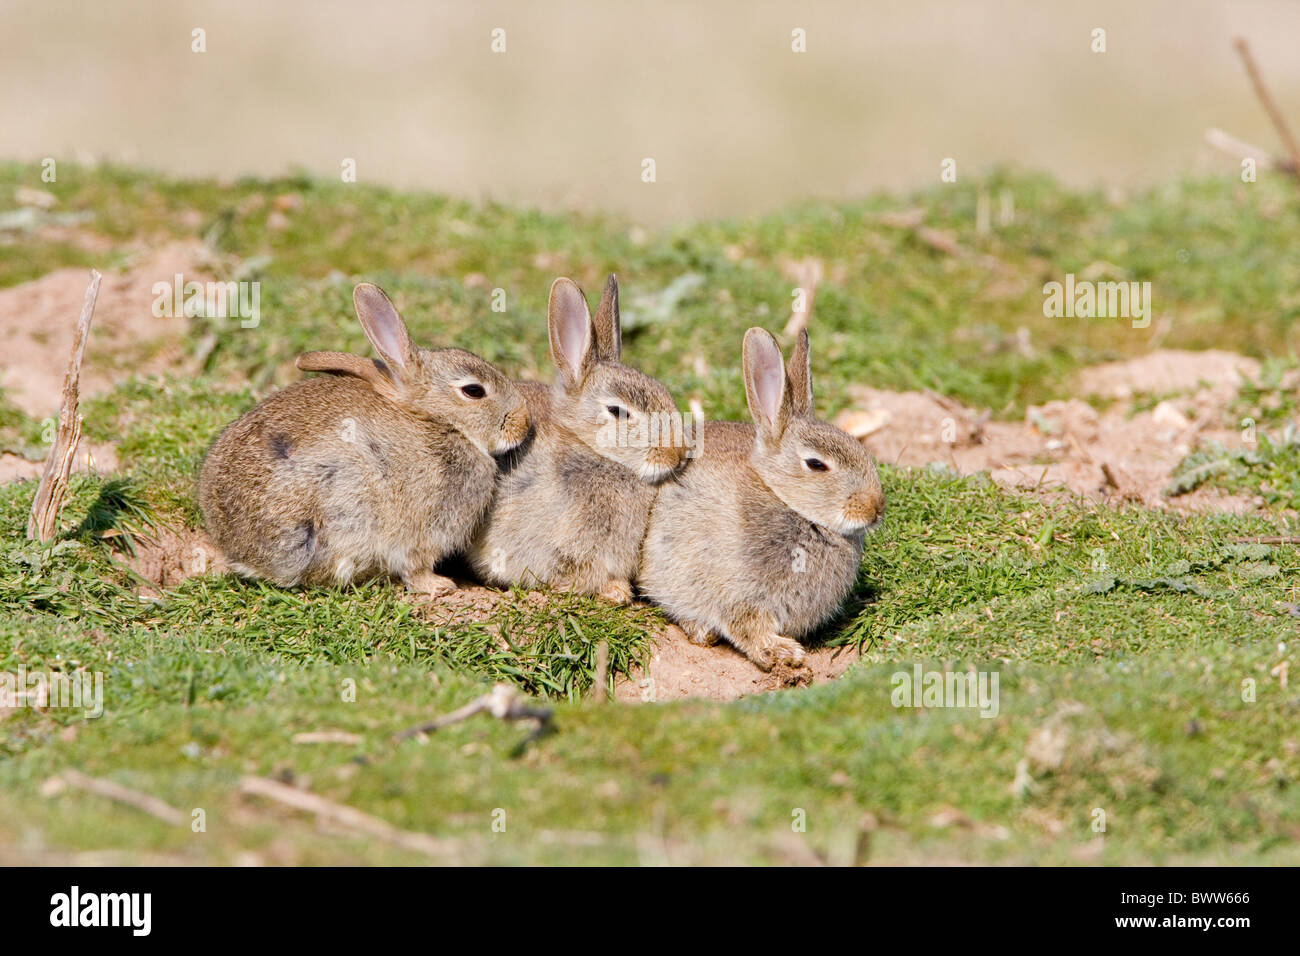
[835,349,1268,512]
[0,241,210,482]
[123,526,223,596]
[613,626,859,703]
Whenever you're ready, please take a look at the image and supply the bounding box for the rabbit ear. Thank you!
[548,278,595,390]
[786,328,813,416]
[353,283,415,376]
[296,351,402,401]
[592,273,622,362]
[743,327,790,444]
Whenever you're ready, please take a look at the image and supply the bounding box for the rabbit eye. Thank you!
[804,457,829,472]
[606,404,629,420]
[460,383,487,399]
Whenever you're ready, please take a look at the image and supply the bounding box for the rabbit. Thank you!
[638,327,885,670]
[467,274,689,603]
[198,282,530,597]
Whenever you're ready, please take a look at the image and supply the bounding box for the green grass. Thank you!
[1170,428,1300,510]
[4,162,1300,415]
[1,163,1298,863]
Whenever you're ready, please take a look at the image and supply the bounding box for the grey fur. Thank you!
[639,328,885,669]
[467,275,687,603]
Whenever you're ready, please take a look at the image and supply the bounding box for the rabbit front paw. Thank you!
[404,571,457,599]
[598,578,634,605]
[675,620,721,646]
[740,634,806,672]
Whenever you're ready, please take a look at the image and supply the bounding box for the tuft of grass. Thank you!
[82,378,253,525]
[1230,357,1300,430]
[0,390,47,460]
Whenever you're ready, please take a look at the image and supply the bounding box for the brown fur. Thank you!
[198,283,528,594]
[467,275,687,601]
[639,328,885,670]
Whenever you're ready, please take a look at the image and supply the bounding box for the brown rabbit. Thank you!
[466,275,689,603]
[198,283,529,596]
[639,327,885,670]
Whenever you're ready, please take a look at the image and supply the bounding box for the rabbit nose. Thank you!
[503,403,530,443]
[647,442,686,472]
[845,488,885,526]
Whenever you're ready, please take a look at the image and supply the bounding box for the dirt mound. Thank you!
[1075,350,1259,400]
[0,241,211,482]
[124,526,224,595]
[614,625,859,702]
[0,241,210,417]
[835,349,1270,511]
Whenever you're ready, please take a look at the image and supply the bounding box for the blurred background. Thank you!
[4,0,1299,224]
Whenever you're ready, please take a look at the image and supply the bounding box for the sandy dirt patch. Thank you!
[415,580,555,629]
[0,444,119,485]
[121,526,224,597]
[0,241,212,483]
[835,349,1271,511]
[613,626,859,703]
[0,240,210,418]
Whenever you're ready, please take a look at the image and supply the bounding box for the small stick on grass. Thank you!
[291,730,364,745]
[240,776,453,860]
[593,640,609,702]
[392,683,552,742]
[27,269,101,541]
[782,258,822,338]
[53,769,187,826]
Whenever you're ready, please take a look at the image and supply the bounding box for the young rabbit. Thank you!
[198,282,529,597]
[467,275,688,603]
[639,327,885,670]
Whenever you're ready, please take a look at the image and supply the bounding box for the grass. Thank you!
[1,163,1298,863]
[5,162,1300,415]
[1170,428,1300,510]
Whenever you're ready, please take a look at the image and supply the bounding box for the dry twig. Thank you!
[1207,39,1300,178]
[1232,37,1300,175]
[783,258,823,337]
[27,269,101,541]
[392,683,552,742]
[52,769,187,826]
[240,776,452,860]
[291,731,364,745]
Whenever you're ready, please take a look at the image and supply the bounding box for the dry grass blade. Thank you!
[593,640,609,702]
[783,258,823,337]
[1204,128,1279,169]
